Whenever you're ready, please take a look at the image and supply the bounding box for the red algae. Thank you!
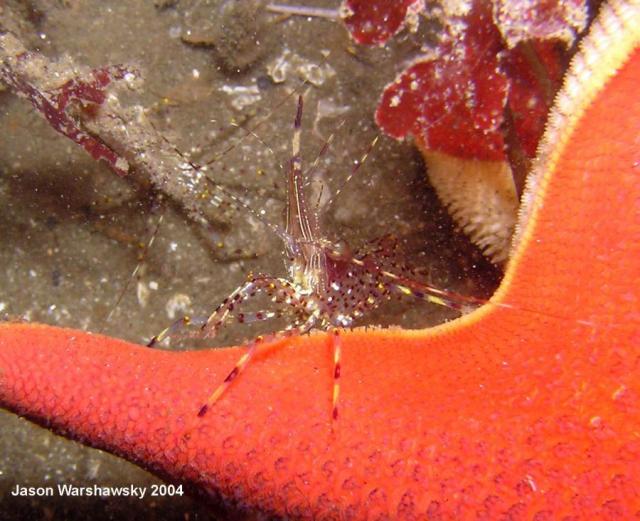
[347,0,590,263]
[0,33,131,177]
[371,0,587,162]
[376,2,509,160]
[341,0,423,46]
[0,1,638,518]
[0,2,640,519]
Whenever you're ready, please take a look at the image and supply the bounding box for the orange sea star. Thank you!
[1,1,639,518]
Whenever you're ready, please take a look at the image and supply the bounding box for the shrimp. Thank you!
[149,94,481,420]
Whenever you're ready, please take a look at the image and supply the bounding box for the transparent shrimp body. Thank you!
[150,95,473,420]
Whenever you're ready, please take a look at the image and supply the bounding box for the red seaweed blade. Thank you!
[0,48,131,177]
[341,0,423,45]
[342,0,587,161]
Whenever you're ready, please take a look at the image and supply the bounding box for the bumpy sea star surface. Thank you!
[1,0,639,518]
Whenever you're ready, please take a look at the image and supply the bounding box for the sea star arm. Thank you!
[1,1,639,518]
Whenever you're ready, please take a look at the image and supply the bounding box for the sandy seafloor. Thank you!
[0,1,500,519]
